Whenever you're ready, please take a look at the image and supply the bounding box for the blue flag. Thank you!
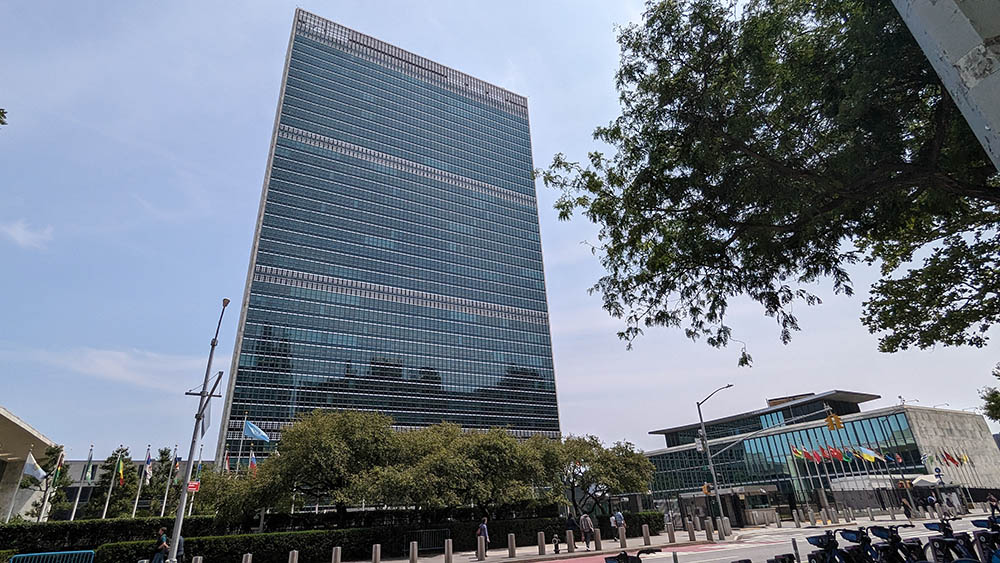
[243,420,270,442]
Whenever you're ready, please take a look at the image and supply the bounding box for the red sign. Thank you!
[187,481,200,492]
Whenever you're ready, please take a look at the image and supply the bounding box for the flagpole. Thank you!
[4,444,34,524]
[37,448,64,522]
[101,446,123,519]
[189,443,204,516]
[132,445,150,518]
[161,444,178,517]
[70,444,93,521]
[237,412,248,473]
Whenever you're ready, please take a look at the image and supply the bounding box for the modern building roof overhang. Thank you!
[0,405,57,464]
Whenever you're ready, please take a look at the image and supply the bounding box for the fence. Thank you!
[401,529,450,553]
[11,552,95,563]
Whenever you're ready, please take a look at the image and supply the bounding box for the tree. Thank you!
[558,436,653,516]
[541,0,1000,365]
[0,108,6,126]
[20,445,73,520]
[147,447,181,517]
[980,363,1000,421]
[82,447,139,519]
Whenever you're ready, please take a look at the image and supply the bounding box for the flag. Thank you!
[143,449,153,485]
[22,452,47,480]
[115,457,125,486]
[895,453,904,464]
[248,450,258,475]
[80,448,94,482]
[820,447,831,460]
[961,453,971,465]
[223,451,231,473]
[201,396,212,438]
[857,447,877,462]
[830,448,843,462]
[53,457,64,482]
[943,451,959,466]
[243,420,270,442]
[791,446,804,459]
[173,457,182,484]
[842,449,854,462]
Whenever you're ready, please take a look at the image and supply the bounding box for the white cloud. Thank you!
[2,346,229,392]
[0,219,54,249]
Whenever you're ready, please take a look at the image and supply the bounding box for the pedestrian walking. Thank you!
[477,517,490,555]
[901,498,913,524]
[580,513,595,551]
[566,513,580,548]
[944,496,956,517]
[610,514,618,540]
[988,493,998,518]
[151,527,169,563]
[614,510,625,534]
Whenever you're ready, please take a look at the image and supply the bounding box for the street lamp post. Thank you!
[167,298,229,563]
[697,384,733,521]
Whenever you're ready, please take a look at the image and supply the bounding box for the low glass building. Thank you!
[646,391,1000,526]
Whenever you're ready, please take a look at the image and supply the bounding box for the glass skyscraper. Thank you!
[217,9,559,461]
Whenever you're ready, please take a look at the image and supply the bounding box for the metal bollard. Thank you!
[673,553,679,563]
[792,538,801,563]
[411,541,419,563]
[686,520,696,541]
[372,544,381,563]
[538,532,546,555]
[723,517,732,536]
[333,546,342,563]
[289,550,299,563]
[715,517,725,539]
[595,528,603,551]
[667,522,676,543]
[793,510,801,528]
[478,536,487,561]
[867,507,875,521]
[619,526,627,548]
[776,510,783,528]
[508,533,516,558]
[643,524,651,545]
[445,539,453,563]
[705,517,716,543]
[243,555,253,563]
[567,530,576,553]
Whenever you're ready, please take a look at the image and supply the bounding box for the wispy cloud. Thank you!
[0,346,227,391]
[0,219,54,249]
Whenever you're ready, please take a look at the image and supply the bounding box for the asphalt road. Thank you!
[535,518,992,563]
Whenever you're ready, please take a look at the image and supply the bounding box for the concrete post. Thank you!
[889,506,896,521]
[819,508,827,524]
[537,532,546,555]
[830,508,838,524]
[686,520,696,541]
[705,517,716,543]
[192,558,203,563]
[595,528,603,551]
[477,536,487,561]
[807,508,816,526]
[411,541,419,563]
[445,539,453,563]
[372,544,381,563]
[792,538,801,563]
[243,555,253,563]
[508,533,516,558]
[867,507,875,521]
[642,524,651,545]
[723,516,732,535]
[333,546,342,563]
[618,527,627,548]
[289,551,299,563]
[775,510,783,528]
[793,510,801,528]
[694,517,702,531]
[667,522,676,543]
[567,530,575,553]
[715,517,725,539]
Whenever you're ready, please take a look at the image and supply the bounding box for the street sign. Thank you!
[187,481,200,492]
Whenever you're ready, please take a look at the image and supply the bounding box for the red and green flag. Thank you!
[115,457,125,486]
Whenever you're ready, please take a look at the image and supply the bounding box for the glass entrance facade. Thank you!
[217,10,559,462]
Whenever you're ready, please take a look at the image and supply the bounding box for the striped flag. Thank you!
[143,449,153,485]
[80,448,94,482]
[115,456,125,486]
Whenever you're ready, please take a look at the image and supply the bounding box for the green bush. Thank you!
[0,549,16,563]
[0,515,220,553]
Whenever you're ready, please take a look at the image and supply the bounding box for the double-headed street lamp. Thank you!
[697,384,733,520]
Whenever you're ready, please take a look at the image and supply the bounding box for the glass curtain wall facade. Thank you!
[218,9,559,463]
[650,411,922,505]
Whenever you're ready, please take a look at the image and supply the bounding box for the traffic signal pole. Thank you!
[697,395,727,521]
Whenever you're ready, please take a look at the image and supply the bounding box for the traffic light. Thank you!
[825,414,845,430]
[702,482,710,495]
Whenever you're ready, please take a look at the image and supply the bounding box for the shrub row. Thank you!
[0,550,16,563]
[94,513,664,563]
[0,515,221,553]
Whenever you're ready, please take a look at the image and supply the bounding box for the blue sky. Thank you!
[2,1,997,462]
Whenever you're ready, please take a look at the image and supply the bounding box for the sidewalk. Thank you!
[350,531,716,563]
[732,507,992,540]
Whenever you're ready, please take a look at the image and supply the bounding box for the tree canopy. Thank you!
[541,0,999,365]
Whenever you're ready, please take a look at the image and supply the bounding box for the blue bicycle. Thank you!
[971,516,1000,563]
[868,524,924,563]
[923,516,978,563]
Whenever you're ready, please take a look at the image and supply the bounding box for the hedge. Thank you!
[94,514,663,563]
[0,550,15,563]
[0,515,221,553]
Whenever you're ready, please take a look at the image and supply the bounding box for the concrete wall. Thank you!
[906,406,1000,488]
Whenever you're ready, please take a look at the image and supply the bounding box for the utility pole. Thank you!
[168,298,229,563]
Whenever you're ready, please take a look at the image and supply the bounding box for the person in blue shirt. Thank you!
[477,517,490,555]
